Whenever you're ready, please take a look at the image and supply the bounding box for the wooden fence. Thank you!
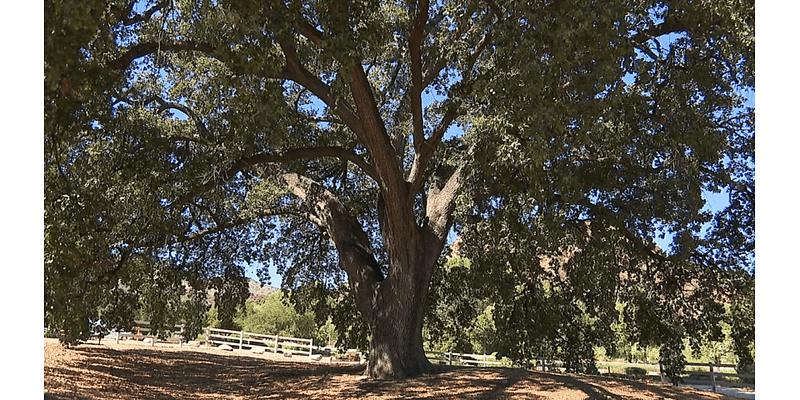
[682,362,755,392]
[113,321,186,347]
[434,353,756,393]
[592,360,754,392]
[426,351,506,367]
[204,327,314,361]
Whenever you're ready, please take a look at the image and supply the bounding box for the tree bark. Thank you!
[362,226,443,379]
[273,25,467,375]
[281,168,461,378]
[360,176,463,378]
[367,271,435,379]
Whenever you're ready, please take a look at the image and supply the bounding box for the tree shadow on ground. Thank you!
[352,365,733,400]
[44,342,735,399]
[46,344,365,399]
[521,370,725,400]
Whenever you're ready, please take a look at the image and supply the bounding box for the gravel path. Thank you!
[44,338,744,399]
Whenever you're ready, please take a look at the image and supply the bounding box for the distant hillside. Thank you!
[195,279,280,305]
[247,279,280,302]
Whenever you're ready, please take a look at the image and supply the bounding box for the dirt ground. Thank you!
[44,338,743,399]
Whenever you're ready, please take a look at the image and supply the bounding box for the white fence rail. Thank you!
[683,362,755,392]
[592,359,755,393]
[204,327,314,361]
[113,321,186,347]
[426,351,506,367]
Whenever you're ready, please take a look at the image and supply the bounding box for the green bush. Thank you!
[233,291,318,340]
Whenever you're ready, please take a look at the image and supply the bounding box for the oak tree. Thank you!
[45,0,754,379]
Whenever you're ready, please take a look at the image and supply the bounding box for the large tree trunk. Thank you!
[365,256,437,379]
[357,176,458,379]
[282,143,463,380]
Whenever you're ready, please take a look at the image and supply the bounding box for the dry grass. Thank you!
[44,338,741,399]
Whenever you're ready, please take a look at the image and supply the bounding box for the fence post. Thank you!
[205,327,210,349]
[116,330,120,345]
[309,338,313,361]
[709,362,716,392]
[239,330,244,352]
[274,335,279,356]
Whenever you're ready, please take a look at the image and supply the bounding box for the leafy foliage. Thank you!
[727,274,755,374]
[424,256,501,354]
[233,291,318,340]
[289,281,371,351]
[45,0,753,379]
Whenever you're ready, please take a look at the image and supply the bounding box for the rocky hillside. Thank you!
[247,279,279,302]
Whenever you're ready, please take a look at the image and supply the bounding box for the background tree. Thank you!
[424,256,484,353]
[45,0,754,379]
[727,272,755,376]
[233,291,318,340]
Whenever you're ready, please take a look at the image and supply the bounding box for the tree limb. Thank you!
[117,0,171,26]
[174,147,378,206]
[348,63,404,194]
[425,156,468,241]
[569,154,665,175]
[106,41,215,70]
[407,105,461,195]
[630,19,689,45]
[80,247,133,287]
[281,172,383,319]
[144,96,211,140]
[554,194,670,264]
[409,0,430,150]
[389,5,495,160]
[277,39,366,141]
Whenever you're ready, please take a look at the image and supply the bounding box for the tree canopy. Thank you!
[45,0,753,379]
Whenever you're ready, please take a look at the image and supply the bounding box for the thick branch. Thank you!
[278,39,366,140]
[425,158,468,242]
[484,0,504,20]
[390,7,494,160]
[281,173,383,320]
[409,0,430,150]
[133,206,316,258]
[554,194,670,264]
[106,41,215,70]
[408,105,461,195]
[81,248,132,287]
[175,147,377,205]
[348,63,405,194]
[632,40,661,62]
[630,20,688,44]
[569,155,665,175]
